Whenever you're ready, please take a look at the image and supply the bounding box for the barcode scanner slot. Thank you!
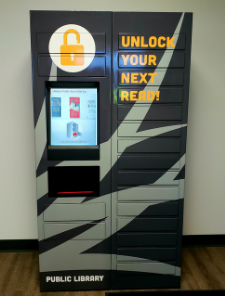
[48,166,99,197]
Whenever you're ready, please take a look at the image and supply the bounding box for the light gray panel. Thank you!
[43,203,106,222]
[44,223,106,240]
[117,255,148,262]
[117,262,176,275]
[39,240,112,272]
[118,122,181,137]
[117,187,179,201]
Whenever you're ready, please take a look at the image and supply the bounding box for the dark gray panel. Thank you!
[118,171,180,186]
[118,52,185,68]
[117,218,178,231]
[117,233,177,247]
[117,202,179,216]
[118,105,182,121]
[118,70,184,86]
[118,138,181,153]
[37,33,106,53]
[117,247,177,261]
[118,87,183,104]
[118,34,186,50]
[117,155,180,170]
[38,56,105,77]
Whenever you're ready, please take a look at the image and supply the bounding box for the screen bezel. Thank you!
[46,81,100,161]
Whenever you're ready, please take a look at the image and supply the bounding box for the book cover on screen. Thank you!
[70,97,80,118]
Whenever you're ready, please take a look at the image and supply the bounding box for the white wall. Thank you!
[0,0,225,239]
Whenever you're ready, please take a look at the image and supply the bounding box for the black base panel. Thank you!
[182,235,225,247]
[48,147,100,161]
[106,291,225,296]
[1,235,225,252]
[40,270,180,292]
[40,270,110,292]
[111,273,180,290]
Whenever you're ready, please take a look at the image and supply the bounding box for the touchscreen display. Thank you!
[50,88,97,146]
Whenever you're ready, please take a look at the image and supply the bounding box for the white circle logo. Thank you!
[49,24,96,73]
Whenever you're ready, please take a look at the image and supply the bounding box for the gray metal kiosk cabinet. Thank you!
[30,11,192,291]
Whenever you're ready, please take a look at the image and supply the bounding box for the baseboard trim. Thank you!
[0,235,225,251]
[0,240,38,251]
[182,235,225,247]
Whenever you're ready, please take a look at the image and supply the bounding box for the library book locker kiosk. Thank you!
[30,11,192,292]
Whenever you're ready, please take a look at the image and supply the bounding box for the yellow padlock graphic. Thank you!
[60,29,84,66]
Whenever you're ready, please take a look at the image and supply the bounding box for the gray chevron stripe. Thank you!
[39,241,180,275]
[111,13,185,171]
[112,155,184,234]
[176,267,181,276]
[35,63,57,169]
[118,123,186,153]
[36,171,48,200]
[37,154,185,241]
[117,262,176,275]
[154,154,186,201]
[154,154,186,188]
[34,103,47,169]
